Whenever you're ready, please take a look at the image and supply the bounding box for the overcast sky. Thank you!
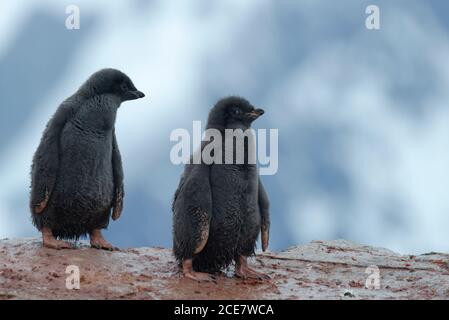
[1,0,449,254]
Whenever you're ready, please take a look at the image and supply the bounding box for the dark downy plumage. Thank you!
[172,96,270,281]
[30,68,145,249]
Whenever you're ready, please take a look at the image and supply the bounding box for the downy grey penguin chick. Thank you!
[30,68,145,250]
[172,96,270,281]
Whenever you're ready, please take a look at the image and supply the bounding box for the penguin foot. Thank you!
[184,271,217,283]
[42,228,73,250]
[235,267,270,280]
[182,259,217,283]
[43,238,74,250]
[89,229,118,251]
[235,256,270,280]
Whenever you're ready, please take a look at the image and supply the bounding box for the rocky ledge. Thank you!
[0,238,448,299]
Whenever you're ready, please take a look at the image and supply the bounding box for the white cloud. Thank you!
[2,1,449,254]
[277,2,449,253]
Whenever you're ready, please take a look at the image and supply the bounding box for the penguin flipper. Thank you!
[111,130,124,221]
[173,163,212,258]
[258,177,270,252]
[30,102,75,214]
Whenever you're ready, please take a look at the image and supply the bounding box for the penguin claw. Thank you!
[90,242,118,251]
[184,271,217,283]
[235,267,271,281]
[43,239,74,250]
[89,230,117,251]
[236,271,270,281]
[254,272,271,281]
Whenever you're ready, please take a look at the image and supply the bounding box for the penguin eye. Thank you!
[233,108,241,115]
[120,82,129,92]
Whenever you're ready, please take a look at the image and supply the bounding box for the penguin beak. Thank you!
[123,90,145,101]
[247,108,265,120]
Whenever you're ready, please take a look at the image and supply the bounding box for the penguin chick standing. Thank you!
[30,68,145,250]
[172,96,270,281]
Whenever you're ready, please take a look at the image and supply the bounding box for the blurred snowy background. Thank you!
[1,0,449,254]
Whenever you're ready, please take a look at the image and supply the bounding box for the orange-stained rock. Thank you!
[0,238,448,300]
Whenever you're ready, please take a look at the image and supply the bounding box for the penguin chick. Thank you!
[30,68,145,250]
[172,96,270,281]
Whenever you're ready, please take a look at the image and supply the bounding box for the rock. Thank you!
[343,290,355,298]
[0,238,448,299]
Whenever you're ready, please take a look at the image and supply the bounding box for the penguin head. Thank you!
[207,96,264,130]
[82,68,145,102]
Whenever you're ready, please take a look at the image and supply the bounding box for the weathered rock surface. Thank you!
[0,238,448,299]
